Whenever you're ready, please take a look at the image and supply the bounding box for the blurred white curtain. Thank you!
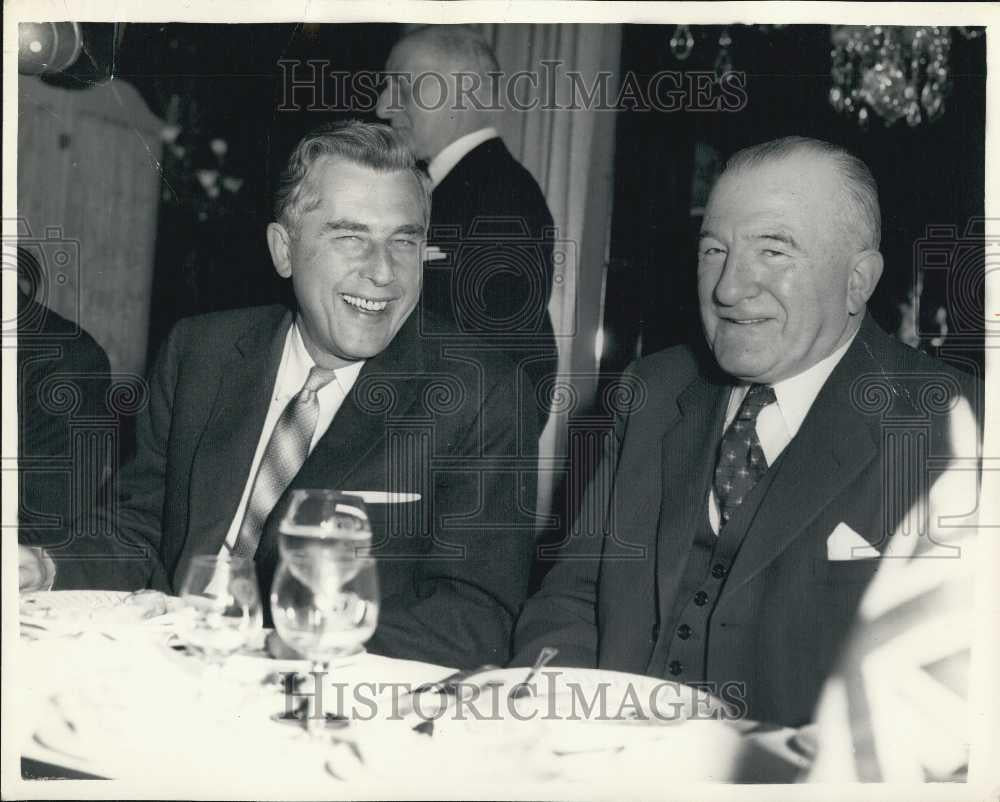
[476,23,622,520]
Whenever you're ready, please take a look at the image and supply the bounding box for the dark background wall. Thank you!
[99,23,403,364]
[48,22,986,379]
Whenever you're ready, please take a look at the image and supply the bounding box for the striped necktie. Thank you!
[231,365,339,559]
[713,383,777,528]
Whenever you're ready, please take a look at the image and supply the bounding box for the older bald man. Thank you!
[513,136,981,727]
[377,25,558,428]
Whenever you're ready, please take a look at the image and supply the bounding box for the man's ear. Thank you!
[266,222,293,279]
[846,249,884,315]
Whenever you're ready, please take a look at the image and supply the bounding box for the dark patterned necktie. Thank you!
[713,383,777,528]
[232,366,339,558]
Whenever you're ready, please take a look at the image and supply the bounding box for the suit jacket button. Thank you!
[668,660,683,676]
[677,624,692,640]
[693,590,709,606]
[711,563,727,579]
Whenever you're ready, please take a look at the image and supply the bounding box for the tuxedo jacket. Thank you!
[422,137,558,424]
[512,315,980,725]
[30,304,539,668]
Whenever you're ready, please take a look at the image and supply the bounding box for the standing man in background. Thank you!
[377,25,558,430]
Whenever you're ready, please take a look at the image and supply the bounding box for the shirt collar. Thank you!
[768,326,860,440]
[427,127,499,187]
[276,323,365,400]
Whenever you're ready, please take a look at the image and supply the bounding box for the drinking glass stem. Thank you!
[304,660,328,738]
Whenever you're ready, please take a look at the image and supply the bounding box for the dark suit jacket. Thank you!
[29,304,539,668]
[422,137,558,426]
[512,315,980,725]
[17,292,112,529]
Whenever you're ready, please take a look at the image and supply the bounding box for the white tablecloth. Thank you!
[14,591,807,797]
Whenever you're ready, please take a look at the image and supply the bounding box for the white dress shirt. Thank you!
[427,127,499,187]
[221,323,364,551]
[708,329,859,534]
[32,323,366,592]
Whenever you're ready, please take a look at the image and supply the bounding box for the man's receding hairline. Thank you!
[723,147,834,181]
[720,146,879,251]
[274,121,431,236]
[290,155,427,225]
[396,25,500,76]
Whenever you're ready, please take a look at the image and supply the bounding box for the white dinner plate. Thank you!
[340,667,746,785]
[417,666,734,724]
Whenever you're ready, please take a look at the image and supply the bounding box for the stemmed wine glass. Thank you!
[270,489,379,736]
[178,554,264,670]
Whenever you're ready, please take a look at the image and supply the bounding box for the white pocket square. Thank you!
[826,523,880,561]
[423,246,447,262]
[341,491,421,504]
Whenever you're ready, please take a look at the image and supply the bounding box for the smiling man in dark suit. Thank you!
[512,137,980,726]
[376,25,557,429]
[19,121,538,669]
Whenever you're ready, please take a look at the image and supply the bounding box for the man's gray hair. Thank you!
[402,24,500,76]
[274,120,432,233]
[724,136,882,250]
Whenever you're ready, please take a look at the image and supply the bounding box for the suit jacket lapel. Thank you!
[654,371,730,625]
[295,312,426,490]
[253,313,428,573]
[720,328,879,602]
[183,309,292,560]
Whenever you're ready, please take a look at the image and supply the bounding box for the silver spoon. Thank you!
[509,646,559,699]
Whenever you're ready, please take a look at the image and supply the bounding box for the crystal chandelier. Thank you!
[668,24,785,83]
[829,25,983,127]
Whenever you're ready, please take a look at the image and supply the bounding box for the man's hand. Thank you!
[19,544,55,592]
